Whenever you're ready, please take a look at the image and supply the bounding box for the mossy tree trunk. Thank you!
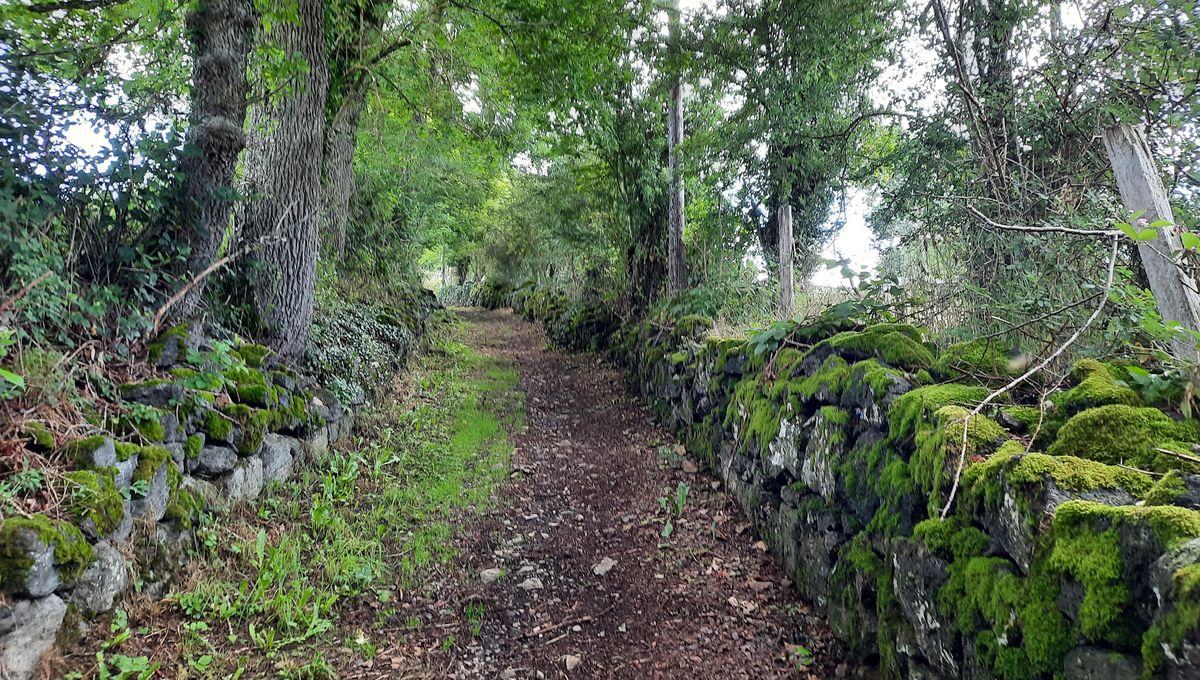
[171,0,255,323]
[237,0,329,358]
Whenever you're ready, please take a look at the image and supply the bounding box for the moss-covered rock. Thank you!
[824,323,934,371]
[0,515,94,593]
[1056,359,1142,415]
[932,339,1016,379]
[19,420,55,451]
[1047,404,1200,471]
[63,468,126,536]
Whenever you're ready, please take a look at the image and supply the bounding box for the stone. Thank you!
[592,557,617,576]
[304,427,330,461]
[181,475,228,514]
[518,577,544,590]
[76,437,116,468]
[311,387,344,422]
[563,654,581,671]
[109,501,134,543]
[121,380,184,409]
[799,413,843,502]
[166,442,186,471]
[892,540,959,678]
[480,568,503,584]
[70,541,129,613]
[764,417,805,481]
[259,433,297,484]
[113,455,137,491]
[4,528,59,598]
[223,457,264,503]
[193,445,238,477]
[1065,646,1143,680]
[0,594,67,680]
[130,459,170,522]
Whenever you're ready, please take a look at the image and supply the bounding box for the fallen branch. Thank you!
[941,235,1120,520]
[521,603,616,639]
[151,252,237,337]
[1155,447,1200,466]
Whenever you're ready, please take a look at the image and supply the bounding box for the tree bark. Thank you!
[1103,124,1200,360]
[238,0,329,358]
[171,0,254,323]
[778,203,795,318]
[321,86,365,259]
[666,0,686,297]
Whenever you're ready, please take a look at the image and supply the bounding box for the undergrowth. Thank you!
[67,319,523,678]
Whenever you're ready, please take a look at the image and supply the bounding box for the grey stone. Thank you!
[108,501,134,543]
[893,540,960,678]
[518,577,544,590]
[129,458,170,522]
[480,568,502,584]
[75,437,116,468]
[259,434,297,484]
[70,541,129,613]
[799,412,843,502]
[5,528,59,598]
[113,455,137,490]
[223,457,264,503]
[194,445,237,477]
[764,417,805,481]
[166,442,186,471]
[310,388,344,422]
[1064,646,1143,680]
[304,427,330,462]
[121,381,184,409]
[0,594,67,680]
[181,475,227,515]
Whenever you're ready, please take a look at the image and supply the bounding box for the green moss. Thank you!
[133,445,172,484]
[1145,470,1189,506]
[20,421,55,450]
[961,450,1155,514]
[221,404,271,454]
[668,351,689,366]
[63,468,125,535]
[1047,516,1131,643]
[933,339,1015,379]
[185,433,204,460]
[674,314,714,337]
[66,435,110,467]
[233,343,274,368]
[114,442,139,462]
[1058,359,1142,414]
[204,410,234,441]
[0,515,94,588]
[910,405,1008,507]
[889,384,992,441]
[1056,499,1200,551]
[117,407,167,442]
[825,324,934,370]
[164,485,205,529]
[1047,405,1200,471]
[147,323,189,363]
[231,381,279,408]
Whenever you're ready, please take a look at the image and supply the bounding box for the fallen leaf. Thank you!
[753,540,768,552]
[681,459,698,474]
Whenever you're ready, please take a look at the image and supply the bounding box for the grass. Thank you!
[68,319,523,678]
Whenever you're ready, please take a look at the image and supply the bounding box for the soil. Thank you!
[386,309,865,679]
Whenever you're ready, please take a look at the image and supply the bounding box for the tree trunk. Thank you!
[321,86,365,260]
[171,0,254,323]
[666,0,686,297]
[778,203,795,318]
[238,0,329,358]
[1103,124,1200,361]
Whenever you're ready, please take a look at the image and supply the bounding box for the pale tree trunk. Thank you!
[666,0,686,297]
[172,0,254,322]
[238,0,329,358]
[1103,124,1200,361]
[778,203,795,318]
[321,87,365,260]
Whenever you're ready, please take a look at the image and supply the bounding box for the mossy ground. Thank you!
[74,319,522,677]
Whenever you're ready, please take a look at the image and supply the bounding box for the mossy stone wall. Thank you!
[516,288,1200,680]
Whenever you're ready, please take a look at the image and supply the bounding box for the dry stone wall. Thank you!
[513,285,1200,680]
[0,292,440,679]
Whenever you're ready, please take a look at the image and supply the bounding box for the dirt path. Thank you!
[404,309,859,679]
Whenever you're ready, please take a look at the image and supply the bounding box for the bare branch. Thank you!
[940,235,1121,519]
